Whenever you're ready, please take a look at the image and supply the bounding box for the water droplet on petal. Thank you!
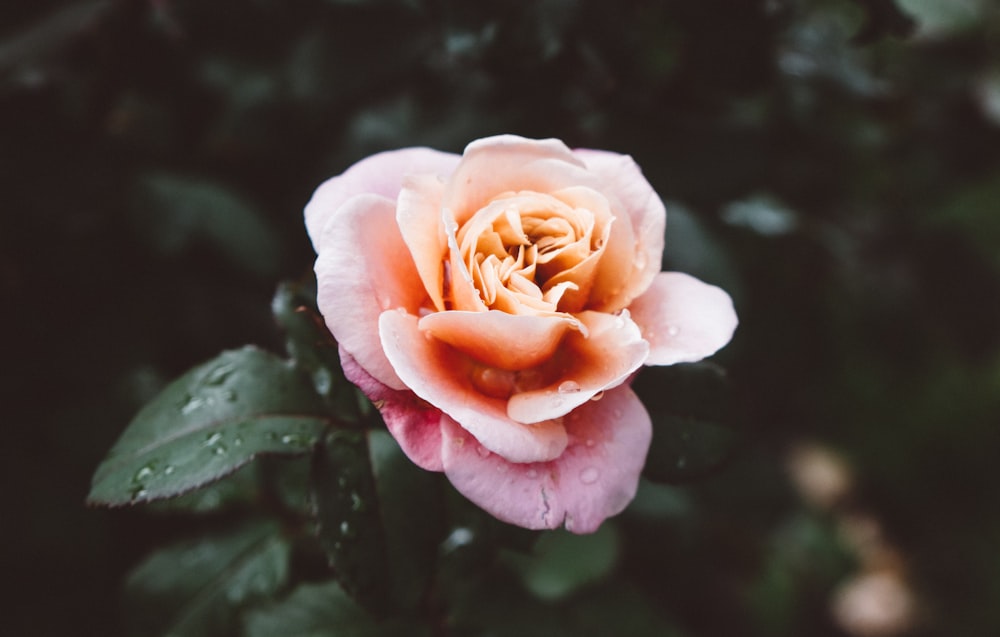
[557,380,581,394]
[668,325,680,337]
[476,444,490,458]
[580,467,600,484]
[589,390,605,402]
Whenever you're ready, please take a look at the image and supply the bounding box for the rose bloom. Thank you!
[306,135,736,533]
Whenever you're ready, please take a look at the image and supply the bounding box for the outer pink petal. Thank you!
[378,309,569,463]
[418,310,577,371]
[314,194,428,390]
[339,346,445,472]
[440,384,651,533]
[573,149,666,305]
[443,135,596,226]
[305,147,460,250]
[506,310,649,423]
[628,271,738,365]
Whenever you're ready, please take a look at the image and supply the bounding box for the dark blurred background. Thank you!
[4,0,1000,635]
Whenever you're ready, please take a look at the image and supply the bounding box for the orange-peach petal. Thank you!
[506,310,649,423]
[315,194,429,390]
[379,309,569,463]
[418,310,578,371]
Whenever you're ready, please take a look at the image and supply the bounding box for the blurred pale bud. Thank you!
[787,442,853,511]
[832,570,916,637]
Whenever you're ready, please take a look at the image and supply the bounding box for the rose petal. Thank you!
[305,147,459,251]
[443,135,596,226]
[440,384,651,533]
[397,174,449,311]
[628,271,738,365]
[339,346,444,471]
[379,309,569,463]
[574,149,666,307]
[419,310,579,371]
[507,310,649,423]
[314,194,428,390]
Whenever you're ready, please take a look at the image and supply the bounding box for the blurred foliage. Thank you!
[5,0,1000,635]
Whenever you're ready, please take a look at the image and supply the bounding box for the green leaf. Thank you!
[272,280,367,423]
[89,347,331,506]
[124,520,290,637]
[310,429,444,615]
[131,172,282,277]
[243,579,422,637]
[367,429,445,611]
[504,524,621,601]
[635,362,740,484]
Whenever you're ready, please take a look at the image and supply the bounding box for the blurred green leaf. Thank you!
[310,429,444,615]
[132,172,282,277]
[635,362,740,484]
[504,524,620,601]
[88,347,331,506]
[272,280,366,423]
[243,579,421,637]
[124,520,290,637]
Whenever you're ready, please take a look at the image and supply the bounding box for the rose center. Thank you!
[455,191,597,314]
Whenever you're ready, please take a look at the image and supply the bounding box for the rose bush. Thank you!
[306,135,736,533]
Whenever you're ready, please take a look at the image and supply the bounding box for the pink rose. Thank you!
[306,135,736,533]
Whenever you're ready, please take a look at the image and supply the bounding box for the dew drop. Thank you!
[442,527,475,552]
[163,465,175,476]
[281,434,301,445]
[132,488,148,500]
[205,363,235,386]
[204,432,224,447]
[557,380,581,394]
[134,465,155,482]
[476,444,490,458]
[313,368,333,395]
[350,491,365,512]
[233,436,243,447]
[589,390,605,402]
[181,395,210,415]
[339,521,356,539]
[668,325,680,337]
[212,444,228,456]
[580,467,600,484]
